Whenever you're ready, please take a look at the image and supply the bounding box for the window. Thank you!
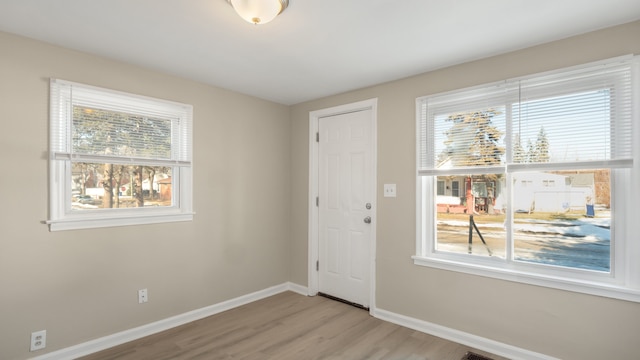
[48,79,193,231]
[451,181,459,197]
[415,56,640,301]
[437,180,445,195]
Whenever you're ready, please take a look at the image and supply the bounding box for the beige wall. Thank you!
[0,32,291,359]
[290,21,640,359]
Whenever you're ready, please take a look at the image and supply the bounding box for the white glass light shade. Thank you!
[229,0,288,25]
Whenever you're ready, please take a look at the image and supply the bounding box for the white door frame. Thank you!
[308,98,377,313]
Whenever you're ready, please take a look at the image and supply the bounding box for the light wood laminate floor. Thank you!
[79,291,506,360]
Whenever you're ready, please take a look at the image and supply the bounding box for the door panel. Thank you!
[318,109,372,307]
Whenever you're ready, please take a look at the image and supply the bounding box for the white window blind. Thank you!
[417,57,634,175]
[50,79,192,167]
[418,83,507,175]
[509,60,633,171]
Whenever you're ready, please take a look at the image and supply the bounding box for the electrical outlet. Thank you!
[138,288,148,303]
[30,330,46,351]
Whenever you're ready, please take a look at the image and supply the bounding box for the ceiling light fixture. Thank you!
[227,0,289,25]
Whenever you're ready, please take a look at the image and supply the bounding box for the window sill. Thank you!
[412,255,640,303]
[46,212,194,231]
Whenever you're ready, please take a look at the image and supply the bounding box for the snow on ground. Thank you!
[437,215,611,271]
[438,218,610,242]
[71,201,99,209]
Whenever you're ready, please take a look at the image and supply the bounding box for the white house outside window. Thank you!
[48,79,193,231]
[415,56,640,302]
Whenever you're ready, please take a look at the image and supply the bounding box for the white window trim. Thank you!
[47,79,194,231]
[414,56,640,302]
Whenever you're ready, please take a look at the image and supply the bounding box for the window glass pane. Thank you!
[436,174,506,258]
[434,107,506,169]
[71,162,172,210]
[513,169,610,272]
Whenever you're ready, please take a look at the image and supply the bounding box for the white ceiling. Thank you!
[1,0,639,105]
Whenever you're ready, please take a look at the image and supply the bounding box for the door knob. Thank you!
[364,216,371,224]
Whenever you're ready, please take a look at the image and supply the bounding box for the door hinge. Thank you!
[316,196,319,207]
[316,260,319,271]
[316,132,319,142]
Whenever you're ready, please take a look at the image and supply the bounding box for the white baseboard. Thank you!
[373,307,557,360]
[32,283,550,360]
[286,282,309,296]
[32,282,307,360]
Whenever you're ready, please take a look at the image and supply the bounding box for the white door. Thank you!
[318,109,373,308]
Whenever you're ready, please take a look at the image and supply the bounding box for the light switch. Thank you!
[384,184,396,197]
